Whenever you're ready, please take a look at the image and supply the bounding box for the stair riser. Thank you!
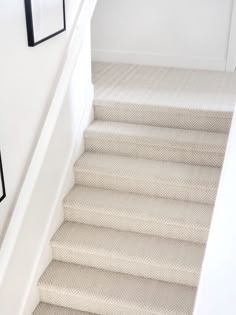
[74,171,217,204]
[85,138,224,167]
[39,289,172,315]
[64,206,208,244]
[94,103,232,133]
[33,304,91,315]
[52,246,199,287]
[39,260,197,315]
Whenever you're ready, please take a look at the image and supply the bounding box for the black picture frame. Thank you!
[0,152,6,203]
[24,0,66,47]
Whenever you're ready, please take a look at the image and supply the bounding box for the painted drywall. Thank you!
[226,1,236,71]
[0,0,97,311]
[0,35,94,315]
[0,0,83,243]
[194,106,236,314]
[92,0,234,70]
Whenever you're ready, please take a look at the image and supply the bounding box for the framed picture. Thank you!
[0,152,6,203]
[25,0,66,47]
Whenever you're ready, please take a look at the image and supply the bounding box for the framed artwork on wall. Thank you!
[24,0,66,47]
[0,152,6,203]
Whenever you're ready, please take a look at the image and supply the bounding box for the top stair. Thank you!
[93,62,233,133]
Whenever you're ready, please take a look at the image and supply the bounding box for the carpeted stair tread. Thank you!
[33,303,94,315]
[39,261,196,315]
[74,152,220,204]
[64,186,212,244]
[93,62,233,133]
[85,120,227,166]
[51,222,204,287]
[94,100,232,134]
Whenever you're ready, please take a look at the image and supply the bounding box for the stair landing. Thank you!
[93,62,236,112]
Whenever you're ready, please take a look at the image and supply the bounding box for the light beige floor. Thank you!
[93,62,236,111]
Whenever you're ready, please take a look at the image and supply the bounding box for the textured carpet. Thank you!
[64,186,212,244]
[33,62,232,314]
[74,152,220,205]
[93,62,236,112]
[93,63,235,133]
[84,121,227,167]
[34,303,94,315]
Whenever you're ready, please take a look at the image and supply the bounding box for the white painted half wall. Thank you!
[194,107,236,315]
[0,0,97,312]
[0,0,83,243]
[92,0,236,71]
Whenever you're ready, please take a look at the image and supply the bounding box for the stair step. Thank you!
[85,121,227,167]
[74,152,220,204]
[94,101,232,134]
[64,186,212,244]
[52,222,204,287]
[34,303,94,315]
[39,261,196,315]
[93,62,233,133]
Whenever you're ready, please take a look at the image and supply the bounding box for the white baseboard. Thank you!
[92,49,227,71]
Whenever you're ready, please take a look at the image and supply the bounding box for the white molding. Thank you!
[0,0,97,314]
[226,0,236,71]
[92,49,226,71]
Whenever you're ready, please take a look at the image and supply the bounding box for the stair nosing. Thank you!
[39,261,196,315]
[64,201,210,232]
[84,121,226,154]
[51,222,204,284]
[75,166,218,191]
[51,240,201,276]
[94,99,233,118]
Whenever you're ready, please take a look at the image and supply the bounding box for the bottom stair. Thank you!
[37,261,196,315]
[34,303,94,315]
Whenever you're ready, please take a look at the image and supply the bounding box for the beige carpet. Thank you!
[33,63,232,315]
[93,62,236,112]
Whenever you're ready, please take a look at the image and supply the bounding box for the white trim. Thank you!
[0,0,97,313]
[92,49,226,71]
[226,0,236,71]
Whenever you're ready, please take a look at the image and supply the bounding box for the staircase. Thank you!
[33,63,232,315]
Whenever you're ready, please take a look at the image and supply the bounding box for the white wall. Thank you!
[92,0,236,71]
[226,1,236,71]
[0,0,97,311]
[194,106,236,315]
[0,0,83,243]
